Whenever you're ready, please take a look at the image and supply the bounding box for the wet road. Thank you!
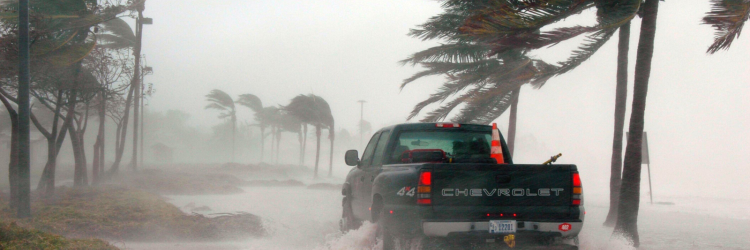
[120,181,750,250]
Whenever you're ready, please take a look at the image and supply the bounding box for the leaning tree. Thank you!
[205,89,237,162]
[285,94,334,178]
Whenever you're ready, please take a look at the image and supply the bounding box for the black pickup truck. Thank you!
[340,123,584,249]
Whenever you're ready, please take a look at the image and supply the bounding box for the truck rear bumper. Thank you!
[423,221,582,238]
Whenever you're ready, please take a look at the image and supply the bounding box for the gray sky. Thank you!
[138,0,749,199]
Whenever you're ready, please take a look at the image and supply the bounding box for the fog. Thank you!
[1,0,748,249]
[129,0,750,199]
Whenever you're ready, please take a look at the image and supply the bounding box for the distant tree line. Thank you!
[206,90,335,178]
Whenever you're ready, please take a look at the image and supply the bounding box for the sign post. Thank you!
[627,131,653,204]
[642,132,653,204]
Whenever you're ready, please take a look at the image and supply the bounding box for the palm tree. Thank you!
[236,93,266,161]
[409,1,646,243]
[615,0,660,245]
[401,0,637,152]
[285,94,334,178]
[205,89,237,162]
[604,21,631,227]
[703,0,750,53]
[273,111,303,165]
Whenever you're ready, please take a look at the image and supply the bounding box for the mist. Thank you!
[0,0,748,249]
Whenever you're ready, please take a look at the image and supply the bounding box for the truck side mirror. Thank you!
[345,150,360,167]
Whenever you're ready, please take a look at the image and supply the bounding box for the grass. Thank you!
[0,222,118,250]
[0,186,264,242]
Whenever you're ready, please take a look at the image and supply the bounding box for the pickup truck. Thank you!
[340,123,584,249]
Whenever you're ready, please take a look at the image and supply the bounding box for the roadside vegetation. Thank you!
[0,222,117,250]
[0,186,264,242]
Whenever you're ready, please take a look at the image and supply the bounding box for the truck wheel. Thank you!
[376,208,396,250]
[340,197,361,232]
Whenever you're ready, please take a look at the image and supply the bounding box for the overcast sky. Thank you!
[137,0,749,199]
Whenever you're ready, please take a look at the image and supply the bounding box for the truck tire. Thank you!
[376,208,396,250]
[340,197,361,232]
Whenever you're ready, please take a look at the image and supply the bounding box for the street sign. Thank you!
[625,132,650,164]
[626,131,653,204]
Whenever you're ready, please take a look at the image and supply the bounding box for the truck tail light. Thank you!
[417,171,432,205]
[572,172,582,206]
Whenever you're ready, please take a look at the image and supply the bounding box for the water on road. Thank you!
[121,179,750,250]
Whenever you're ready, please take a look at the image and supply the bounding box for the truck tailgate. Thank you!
[429,164,576,220]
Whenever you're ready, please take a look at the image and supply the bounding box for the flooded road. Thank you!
[120,178,750,250]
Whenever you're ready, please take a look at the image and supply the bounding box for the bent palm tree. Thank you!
[604,21,631,227]
[274,111,303,165]
[285,94,334,178]
[614,0,660,246]
[237,94,266,161]
[205,89,237,162]
[401,0,635,152]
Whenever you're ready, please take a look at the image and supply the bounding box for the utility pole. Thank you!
[357,100,366,148]
[140,66,152,168]
[16,0,32,218]
[130,1,151,171]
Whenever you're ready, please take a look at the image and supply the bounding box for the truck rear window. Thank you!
[389,130,493,164]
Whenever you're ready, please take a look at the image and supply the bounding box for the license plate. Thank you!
[489,220,516,234]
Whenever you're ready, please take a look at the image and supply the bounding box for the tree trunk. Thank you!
[328,126,334,177]
[314,126,321,179]
[37,109,71,196]
[302,124,307,166]
[39,140,57,194]
[275,130,281,165]
[1,96,19,209]
[231,115,236,162]
[507,86,520,156]
[614,0,659,246]
[260,126,265,163]
[67,92,88,187]
[92,91,106,185]
[604,21,631,227]
[269,126,279,164]
[92,135,101,185]
[298,127,303,166]
[109,84,136,174]
[70,124,87,187]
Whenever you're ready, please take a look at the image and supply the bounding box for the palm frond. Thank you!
[531,28,617,88]
[401,59,500,89]
[100,17,136,42]
[205,102,227,111]
[450,88,515,124]
[703,0,750,53]
[237,94,263,113]
[400,43,491,66]
[595,0,640,29]
[205,89,235,110]
[408,13,470,41]
[459,0,596,38]
[488,25,599,54]
[96,17,136,49]
[418,85,485,122]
